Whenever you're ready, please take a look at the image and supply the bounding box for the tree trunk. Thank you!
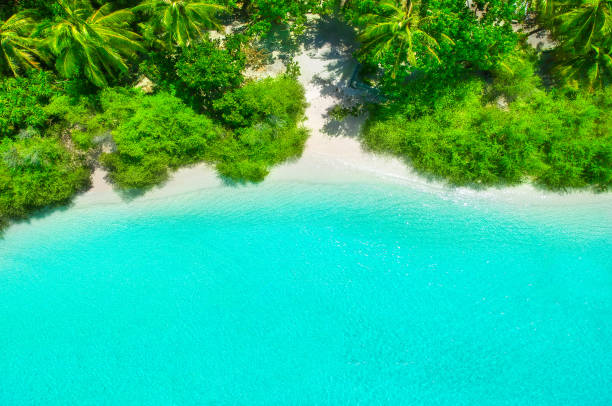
[526,27,545,37]
[241,0,252,15]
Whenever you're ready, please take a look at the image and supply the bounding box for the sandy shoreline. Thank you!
[76,21,612,212]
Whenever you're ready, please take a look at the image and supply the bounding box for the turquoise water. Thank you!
[1,182,611,405]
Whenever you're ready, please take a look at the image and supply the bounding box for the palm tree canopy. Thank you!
[0,11,44,77]
[134,0,225,48]
[358,0,450,77]
[49,0,143,87]
[557,0,612,51]
[556,42,612,89]
[529,0,562,17]
[548,0,612,90]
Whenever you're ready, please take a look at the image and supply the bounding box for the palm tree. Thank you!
[0,11,45,76]
[556,0,612,52]
[133,0,225,48]
[556,40,612,90]
[520,0,563,35]
[530,0,562,17]
[358,0,451,77]
[551,0,612,89]
[48,0,143,87]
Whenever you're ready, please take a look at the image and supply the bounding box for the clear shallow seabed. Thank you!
[0,181,611,405]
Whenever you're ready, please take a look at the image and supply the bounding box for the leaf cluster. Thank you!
[0,135,91,227]
[210,76,309,181]
[0,70,57,137]
[363,52,612,190]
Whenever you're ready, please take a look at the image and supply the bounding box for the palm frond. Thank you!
[48,0,143,86]
[358,0,448,74]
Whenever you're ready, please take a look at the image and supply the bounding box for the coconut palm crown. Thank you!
[557,0,612,51]
[553,0,612,89]
[133,0,225,48]
[48,0,143,87]
[0,12,44,76]
[358,0,451,77]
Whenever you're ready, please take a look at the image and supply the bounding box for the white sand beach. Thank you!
[76,18,612,212]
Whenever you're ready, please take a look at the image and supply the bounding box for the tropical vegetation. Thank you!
[0,11,44,76]
[345,0,612,190]
[0,0,610,230]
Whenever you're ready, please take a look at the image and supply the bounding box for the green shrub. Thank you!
[363,76,612,190]
[176,37,246,109]
[43,94,93,129]
[0,136,91,227]
[213,76,306,128]
[213,125,309,182]
[71,129,94,150]
[99,89,221,188]
[209,77,309,182]
[0,71,57,138]
[137,51,179,92]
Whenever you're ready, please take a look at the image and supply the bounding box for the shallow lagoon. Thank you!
[1,181,611,405]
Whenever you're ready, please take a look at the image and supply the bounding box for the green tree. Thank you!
[358,0,448,77]
[0,71,56,137]
[98,89,221,188]
[557,0,612,52]
[0,135,91,228]
[241,0,323,35]
[175,37,245,108]
[346,0,519,97]
[211,76,308,182]
[133,0,225,48]
[0,12,44,76]
[554,0,612,89]
[555,41,612,89]
[527,0,562,19]
[48,0,143,87]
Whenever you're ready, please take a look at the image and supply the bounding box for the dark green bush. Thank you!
[0,136,91,226]
[209,76,308,182]
[0,71,57,137]
[176,37,246,109]
[98,89,221,188]
[213,124,309,181]
[213,76,306,128]
[363,77,612,190]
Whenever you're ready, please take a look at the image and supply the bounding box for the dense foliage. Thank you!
[0,10,45,76]
[133,0,225,48]
[0,0,314,230]
[0,0,611,231]
[344,0,612,190]
[0,135,91,228]
[41,76,308,187]
[98,89,221,188]
[0,71,56,137]
[241,0,324,35]
[364,81,612,190]
[212,76,308,181]
[48,0,144,87]
[175,36,245,108]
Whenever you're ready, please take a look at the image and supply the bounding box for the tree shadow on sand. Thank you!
[301,15,358,55]
[252,15,360,71]
[321,110,367,138]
